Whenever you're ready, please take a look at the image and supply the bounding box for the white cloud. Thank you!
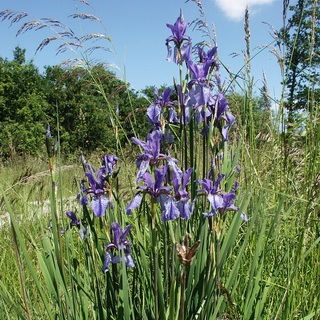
[214,0,275,21]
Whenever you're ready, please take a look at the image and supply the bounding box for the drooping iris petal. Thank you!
[125,253,135,268]
[166,12,191,64]
[126,193,143,215]
[147,104,161,126]
[91,195,111,217]
[177,198,194,219]
[102,222,134,272]
[207,193,224,212]
[136,155,151,183]
[102,251,112,272]
[161,197,180,222]
[65,211,80,226]
[221,192,238,212]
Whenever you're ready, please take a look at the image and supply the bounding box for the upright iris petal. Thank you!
[208,93,235,141]
[80,155,118,217]
[102,222,134,272]
[166,12,192,64]
[196,175,227,216]
[131,129,171,183]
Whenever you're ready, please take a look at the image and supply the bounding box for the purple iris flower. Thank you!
[80,155,118,217]
[101,155,119,176]
[61,211,87,239]
[160,195,180,222]
[147,88,178,129]
[154,87,174,109]
[125,167,172,217]
[208,93,235,141]
[220,192,238,214]
[195,174,225,216]
[197,46,218,63]
[102,222,134,272]
[131,129,168,182]
[147,103,161,127]
[187,60,214,86]
[170,164,194,219]
[138,167,171,198]
[186,60,216,114]
[196,174,241,217]
[166,12,192,64]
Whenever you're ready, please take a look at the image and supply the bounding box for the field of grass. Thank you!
[0,1,319,319]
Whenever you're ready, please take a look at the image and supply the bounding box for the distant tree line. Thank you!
[0,47,277,160]
[0,47,151,159]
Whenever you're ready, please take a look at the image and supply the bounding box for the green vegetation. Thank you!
[0,1,319,320]
[0,47,150,158]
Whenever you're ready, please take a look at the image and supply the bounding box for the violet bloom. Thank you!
[208,93,235,141]
[61,211,87,239]
[170,163,195,219]
[197,46,218,63]
[131,129,168,182]
[166,12,192,64]
[101,155,119,177]
[81,159,116,217]
[102,222,134,272]
[126,166,171,215]
[195,175,225,216]
[186,63,214,117]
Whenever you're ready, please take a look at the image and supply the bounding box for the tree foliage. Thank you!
[282,0,320,119]
[0,47,150,158]
[0,47,49,158]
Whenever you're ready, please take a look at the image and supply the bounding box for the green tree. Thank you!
[0,47,49,158]
[282,0,320,122]
[44,64,149,154]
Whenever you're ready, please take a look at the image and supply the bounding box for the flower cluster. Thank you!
[125,137,194,222]
[62,155,135,272]
[61,11,247,277]
[125,12,245,223]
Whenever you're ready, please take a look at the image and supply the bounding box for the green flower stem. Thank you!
[150,198,159,320]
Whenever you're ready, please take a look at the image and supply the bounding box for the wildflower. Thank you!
[131,129,167,182]
[61,211,87,239]
[80,154,118,217]
[126,167,175,221]
[82,164,113,217]
[102,222,134,272]
[197,46,218,63]
[208,93,235,141]
[169,162,195,219]
[160,195,180,222]
[196,174,239,217]
[101,155,119,177]
[166,11,192,64]
[126,166,171,215]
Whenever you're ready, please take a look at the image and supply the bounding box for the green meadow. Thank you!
[0,1,319,319]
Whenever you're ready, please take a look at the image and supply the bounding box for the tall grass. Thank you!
[0,0,319,319]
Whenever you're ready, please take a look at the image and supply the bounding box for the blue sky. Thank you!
[0,0,285,99]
